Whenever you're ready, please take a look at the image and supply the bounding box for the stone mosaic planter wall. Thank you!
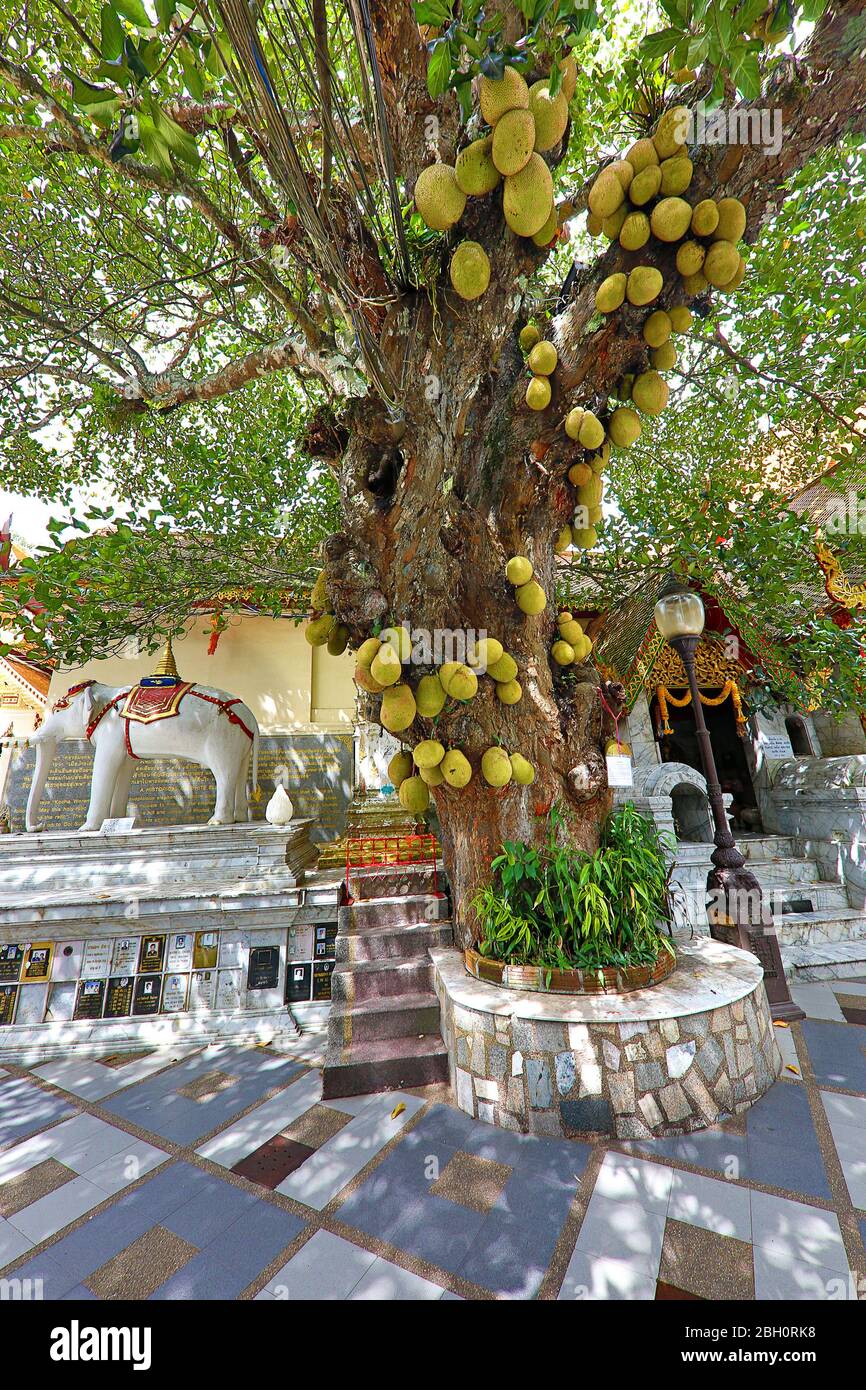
[464,945,676,994]
[431,938,782,1140]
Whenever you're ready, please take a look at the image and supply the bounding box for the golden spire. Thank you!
[153,638,180,680]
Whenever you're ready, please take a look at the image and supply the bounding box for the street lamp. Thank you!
[653,584,803,1023]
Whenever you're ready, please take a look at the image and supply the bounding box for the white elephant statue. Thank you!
[26,679,260,832]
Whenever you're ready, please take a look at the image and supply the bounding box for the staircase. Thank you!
[321,862,453,1098]
[738,834,866,981]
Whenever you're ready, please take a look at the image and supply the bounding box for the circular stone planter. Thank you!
[464,945,676,995]
[431,937,782,1141]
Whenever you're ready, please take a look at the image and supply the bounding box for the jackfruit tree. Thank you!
[1,0,865,942]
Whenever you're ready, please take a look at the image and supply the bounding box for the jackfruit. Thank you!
[651,340,678,372]
[481,746,513,787]
[617,375,634,401]
[588,167,625,221]
[650,196,692,242]
[305,614,335,646]
[568,460,593,487]
[370,645,402,687]
[531,204,558,247]
[380,625,412,662]
[713,197,747,244]
[419,763,445,786]
[690,199,719,237]
[495,678,522,704]
[620,211,650,251]
[588,504,603,526]
[455,135,501,196]
[681,269,708,296]
[660,155,693,196]
[723,254,746,291]
[526,375,551,410]
[558,618,583,645]
[572,526,597,549]
[608,159,635,193]
[380,683,417,733]
[519,323,541,351]
[354,664,384,694]
[669,305,693,333]
[492,107,536,175]
[388,750,413,787]
[488,652,518,683]
[554,525,573,555]
[414,164,466,231]
[327,623,349,656]
[529,79,568,151]
[595,272,627,314]
[672,66,697,83]
[506,555,533,586]
[565,408,584,441]
[604,737,632,757]
[573,633,593,660]
[577,474,603,507]
[675,239,705,276]
[356,636,381,669]
[310,570,328,611]
[629,165,662,206]
[625,138,659,174]
[399,775,429,814]
[413,739,445,770]
[479,66,529,126]
[415,673,446,717]
[632,370,670,415]
[578,411,605,450]
[528,340,557,376]
[608,407,642,447]
[469,637,504,670]
[448,664,478,701]
[438,661,462,693]
[643,310,672,347]
[602,204,629,240]
[516,580,547,615]
[627,266,663,306]
[653,105,690,160]
[510,752,535,785]
[558,54,577,101]
[441,748,472,788]
[589,442,610,471]
[450,241,491,300]
[503,154,553,237]
[704,239,740,288]
[552,639,575,665]
[586,211,603,237]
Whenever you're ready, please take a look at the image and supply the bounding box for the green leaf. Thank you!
[113,0,152,27]
[156,0,176,29]
[152,101,200,168]
[640,27,682,61]
[414,0,452,24]
[100,4,125,61]
[137,113,172,174]
[61,68,116,106]
[426,40,452,99]
[736,51,762,100]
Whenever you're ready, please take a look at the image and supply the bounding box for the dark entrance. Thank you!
[651,688,761,834]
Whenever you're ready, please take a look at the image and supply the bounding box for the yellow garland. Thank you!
[657,679,747,737]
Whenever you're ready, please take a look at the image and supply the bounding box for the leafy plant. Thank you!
[473,803,676,973]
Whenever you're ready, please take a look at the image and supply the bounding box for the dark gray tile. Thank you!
[384,1193,487,1275]
[745,1080,814,1148]
[802,1020,866,1093]
[458,1211,553,1297]
[203,1198,304,1281]
[747,1136,831,1201]
[162,1178,259,1247]
[629,1131,751,1180]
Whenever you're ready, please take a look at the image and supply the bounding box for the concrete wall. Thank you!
[810,710,866,758]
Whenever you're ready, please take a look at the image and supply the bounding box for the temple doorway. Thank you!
[652,689,761,834]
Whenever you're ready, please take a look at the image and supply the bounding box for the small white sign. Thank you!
[606,754,634,788]
[99,816,138,834]
[760,733,795,759]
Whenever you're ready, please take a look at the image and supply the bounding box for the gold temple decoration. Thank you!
[815,537,866,610]
[657,681,747,736]
[647,635,748,737]
[153,638,180,680]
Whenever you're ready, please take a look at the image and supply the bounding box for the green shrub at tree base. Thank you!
[472,803,676,974]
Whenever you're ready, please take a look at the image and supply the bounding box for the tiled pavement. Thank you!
[0,978,864,1300]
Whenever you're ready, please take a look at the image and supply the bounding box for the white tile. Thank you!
[750,1191,849,1273]
[0,1131,60,1184]
[265,1231,377,1300]
[822,1090,866,1132]
[45,1114,134,1174]
[789,984,846,1022]
[774,1026,803,1081]
[0,1218,34,1267]
[348,1257,447,1301]
[558,1248,657,1301]
[84,1139,168,1196]
[753,1247,855,1300]
[668,1169,752,1241]
[8,1176,106,1244]
[829,981,866,997]
[574,1195,665,1278]
[196,1070,323,1168]
[276,1092,425,1210]
[31,1059,117,1102]
[825,1120,866,1210]
[593,1154,673,1214]
[323,1095,378,1117]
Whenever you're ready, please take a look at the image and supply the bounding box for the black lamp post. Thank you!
[653,586,804,1024]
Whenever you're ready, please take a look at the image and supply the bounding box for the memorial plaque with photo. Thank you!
[73,978,106,1021]
[0,985,18,1026]
[215,970,242,1012]
[82,939,113,978]
[193,931,219,970]
[189,970,216,1011]
[138,935,166,974]
[132,975,161,1016]
[314,926,338,960]
[112,938,140,975]
[312,960,335,1001]
[104,976,135,1018]
[161,973,189,1014]
[247,945,279,991]
[53,942,85,983]
[285,961,312,1003]
[0,945,23,984]
[166,934,194,974]
[22,942,53,982]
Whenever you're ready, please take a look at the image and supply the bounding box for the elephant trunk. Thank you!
[26,735,57,833]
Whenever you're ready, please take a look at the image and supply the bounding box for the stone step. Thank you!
[739,835,797,861]
[331,957,434,1003]
[768,882,850,913]
[773,907,866,948]
[321,1033,450,1099]
[338,893,450,932]
[782,939,866,982]
[327,992,442,1046]
[743,858,833,888]
[346,861,445,901]
[336,921,453,964]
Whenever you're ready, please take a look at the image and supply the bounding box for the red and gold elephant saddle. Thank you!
[119,681,195,725]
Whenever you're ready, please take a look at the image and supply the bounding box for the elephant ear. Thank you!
[81,684,96,726]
